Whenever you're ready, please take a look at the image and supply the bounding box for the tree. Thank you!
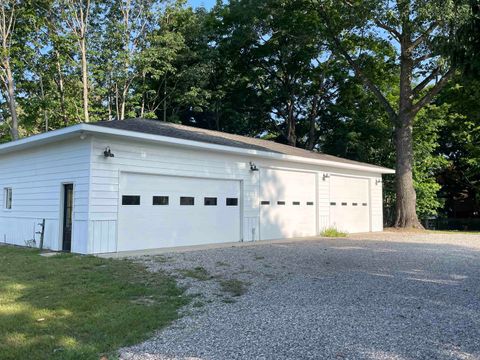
[214,0,340,147]
[58,0,91,123]
[0,0,19,139]
[451,0,480,77]
[318,0,472,228]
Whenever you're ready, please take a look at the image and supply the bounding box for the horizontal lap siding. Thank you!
[90,136,260,252]
[0,139,91,251]
[90,136,386,252]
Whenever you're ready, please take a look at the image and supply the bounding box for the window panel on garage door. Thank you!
[260,169,316,240]
[118,173,241,251]
[329,175,370,233]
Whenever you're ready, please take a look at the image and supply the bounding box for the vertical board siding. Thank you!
[318,175,330,232]
[0,139,91,251]
[90,220,116,253]
[370,178,384,231]
[244,217,260,241]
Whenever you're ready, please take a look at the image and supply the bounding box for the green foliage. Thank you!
[320,227,348,237]
[0,0,478,224]
[0,245,187,360]
[413,104,450,218]
[179,266,213,281]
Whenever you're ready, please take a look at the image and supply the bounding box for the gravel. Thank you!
[120,232,480,360]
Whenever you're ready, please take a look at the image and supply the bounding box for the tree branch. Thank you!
[413,52,435,65]
[412,67,440,98]
[412,68,455,114]
[332,35,397,121]
[374,19,401,40]
[411,23,437,49]
[317,5,398,122]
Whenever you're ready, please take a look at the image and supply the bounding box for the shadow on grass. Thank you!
[0,246,188,360]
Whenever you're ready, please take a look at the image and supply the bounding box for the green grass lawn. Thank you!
[0,246,187,360]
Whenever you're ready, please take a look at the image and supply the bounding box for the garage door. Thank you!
[329,175,370,233]
[118,173,241,251]
[260,169,317,240]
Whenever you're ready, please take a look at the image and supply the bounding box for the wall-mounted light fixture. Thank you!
[322,173,330,181]
[249,162,259,172]
[103,147,115,158]
[375,179,382,185]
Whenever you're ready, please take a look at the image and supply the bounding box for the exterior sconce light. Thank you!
[249,162,259,172]
[103,147,115,158]
[322,173,330,181]
[375,179,382,185]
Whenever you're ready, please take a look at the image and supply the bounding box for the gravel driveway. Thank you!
[120,232,480,360]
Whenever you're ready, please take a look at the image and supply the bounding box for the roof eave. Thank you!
[0,123,395,174]
[82,125,395,174]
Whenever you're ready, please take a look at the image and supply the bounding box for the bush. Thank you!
[321,227,347,237]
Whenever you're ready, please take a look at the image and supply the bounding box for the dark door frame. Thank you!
[62,183,74,252]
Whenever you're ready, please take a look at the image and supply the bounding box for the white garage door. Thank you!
[329,175,370,233]
[118,173,241,251]
[260,169,317,240]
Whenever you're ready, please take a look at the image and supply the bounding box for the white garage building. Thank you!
[0,119,394,254]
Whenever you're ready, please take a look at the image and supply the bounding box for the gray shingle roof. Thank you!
[92,118,391,172]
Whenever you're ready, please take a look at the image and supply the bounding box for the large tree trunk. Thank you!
[5,60,18,140]
[306,94,320,150]
[286,100,296,146]
[80,37,89,123]
[394,114,422,228]
[394,30,423,228]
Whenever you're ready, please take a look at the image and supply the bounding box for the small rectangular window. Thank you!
[307,202,314,206]
[330,202,336,206]
[292,201,300,205]
[277,201,285,205]
[204,197,217,206]
[180,197,194,205]
[362,203,368,206]
[122,195,140,205]
[261,201,270,205]
[352,203,358,206]
[4,188,12,209]
[226,198,238,206]
[153,196,169,205]
[341,202,347,206]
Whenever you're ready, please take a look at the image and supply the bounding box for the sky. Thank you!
[187,0,217,9]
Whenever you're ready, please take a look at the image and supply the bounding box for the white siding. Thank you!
[89,136,385,253]
[371,177,384,231]
[0,139,91,252]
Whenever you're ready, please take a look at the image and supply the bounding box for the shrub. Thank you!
[321,227,348,237]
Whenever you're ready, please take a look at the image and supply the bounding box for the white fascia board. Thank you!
[0,123,395,174]
[81,124,395,174]
[0,124,86,154]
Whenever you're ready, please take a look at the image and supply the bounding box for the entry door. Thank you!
[329,176,370,233]
[118,173,241,251]
[259,169,317,240]
[62,184,74,252]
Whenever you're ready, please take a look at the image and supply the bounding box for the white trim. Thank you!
[0,123,395,174]
[59,182,75,252]
[3,187,12,211]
